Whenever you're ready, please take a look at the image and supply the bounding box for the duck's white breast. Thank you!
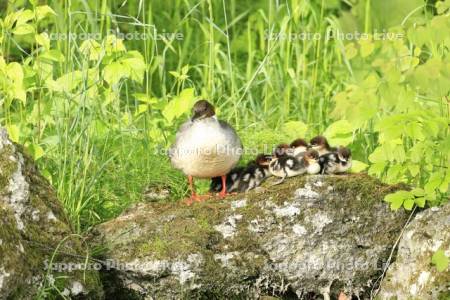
[307,162,321,174]
[170,118,242,178]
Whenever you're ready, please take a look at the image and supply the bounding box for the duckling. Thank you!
[237,154,272,192]
[273,143,291,157]
[210,166,245,194]
[169,100,242,204]
[268,143,290,175]
[309,135,336,156]
[303,149,321,175]
[270,149,321,185]
[289,138,309,157]
[319,146,352,174]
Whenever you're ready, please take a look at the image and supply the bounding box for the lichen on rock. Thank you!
[377,202,450,300]
[94,173,408,299]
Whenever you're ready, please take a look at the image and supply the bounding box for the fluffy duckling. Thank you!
[273,143,291,157]
[309,135,336,156]
[319,146,352,174]
[268,143,290,173]
[237,154,272,192]
[270,149,321,185]
[210,166,245,194]
[289,138,309,157]
[169,100,242,204]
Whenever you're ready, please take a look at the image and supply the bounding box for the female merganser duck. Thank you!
[169,100,242,204]
[237,154,272,192]
[310,136,336,156]
[210,166,245,194]
[289,138,309,157]
[269,149,320,185]
[319,146,352,174]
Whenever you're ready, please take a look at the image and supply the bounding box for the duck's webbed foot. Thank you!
[184,175,211,205]
[216,175,234,198]
[185,194,211,205]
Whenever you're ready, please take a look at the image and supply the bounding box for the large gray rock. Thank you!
[378,202,450,300]
[0,129,104,299]
[94,173,408,299]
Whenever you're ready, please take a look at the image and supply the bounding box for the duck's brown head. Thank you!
[304,149,319,163]
[191,100,215,121]
[290,138,309,151]
[337,146,352,163]
[272,143,290,158]
[310,135,330,151]
[255,154,272,167]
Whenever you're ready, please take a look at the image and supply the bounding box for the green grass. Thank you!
[0,0,448,232]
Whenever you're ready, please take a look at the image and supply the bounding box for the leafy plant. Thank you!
[331,8,450,209]
[432,249,449,272]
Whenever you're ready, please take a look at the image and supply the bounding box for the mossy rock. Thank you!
[94,173,409,299]
[378,202,450,299]
[0,129,104,299]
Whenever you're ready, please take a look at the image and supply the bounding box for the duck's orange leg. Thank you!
[218,175,228,198]
[185,176,209,205]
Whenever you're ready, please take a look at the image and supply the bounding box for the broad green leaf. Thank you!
[39,50,65,62]
[30,143,45,160]
[13,9,34,27]
[408,164,420,177]
[432,250,449,272]
[162,88,196,123]
[390,197,404,210]
[6,62,24,84]
[169,71,180,78]
[439,170,450,193]
[323,120,353,146]
[121,51,146,83]
[135,104,148,116]
[425,191,437,201]
[436,0,450,14]
[181,65,189,75]
[425,172,443,195]
[409,143,425,163]
[6,124,20,143]
[35,32,50,50]
[385,190,412,210]
[33,59,53,81]
[411,188,425,197]
[350,160,368,173]
[48,70,82,92]
[13,24,35,35]
[13,87,26,103]
[104,35,126,53]
[104,61,129,85]
[403,199,415,210]
[134,94,158,104]
[368,162,387,177]
[369,146,388,163]
[35,5,56,21]
[80,39,102,61]
[385,164,405,184]
[404,122,425,141]
[281,121,308,140]
[414,197,426,208]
